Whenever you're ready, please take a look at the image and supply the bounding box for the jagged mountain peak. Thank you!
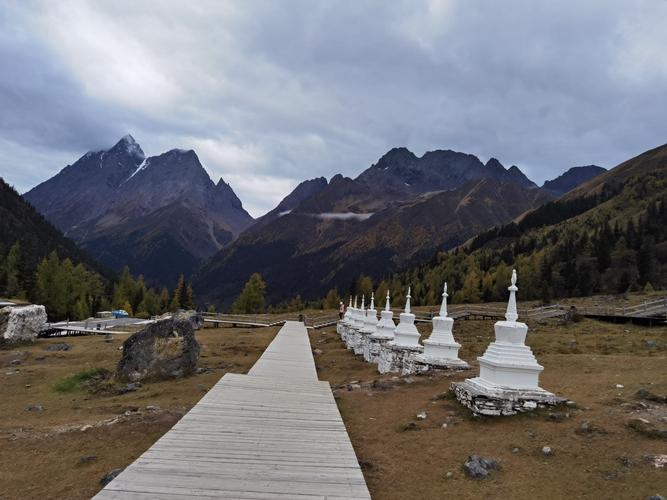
[542,165,607,196]
[109,134,145,161]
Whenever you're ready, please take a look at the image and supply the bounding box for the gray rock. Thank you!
[463,455,501,479]
[173,310,204,330]
[100,468,123,486]
[542,446,554,456]
[26,404,44,412]
[617,456,635,467]
[647,496,665,500]
[0,305,47,344]
[79,455,97,464]
[9,359,21,365]
[118,383,140,394]
[45,343,71,351]
[645,340,658,349]
[115,315,200,382]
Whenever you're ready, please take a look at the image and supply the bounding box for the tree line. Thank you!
[0,247,196,321]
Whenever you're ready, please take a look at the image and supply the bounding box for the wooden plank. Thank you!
[94,320,370,499]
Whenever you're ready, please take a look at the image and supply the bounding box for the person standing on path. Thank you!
[338,301,345,319]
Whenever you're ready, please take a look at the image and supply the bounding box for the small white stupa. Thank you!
[371,290,395,340]
[363,290,394,364]
[453,270,563,415]
[415,282,469,369]
[361,293,378,335]
[351,295,363,330]
[392,287,421,347]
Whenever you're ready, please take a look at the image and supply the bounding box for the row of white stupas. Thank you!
[336,270,565,415]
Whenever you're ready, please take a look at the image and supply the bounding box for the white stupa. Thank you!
[392,287,421,347]
[415,282,469,369]
[371,290,395,340]
[343,296,353,325]
[361,293,378,335]
[351,295,364,330]
[453,270,562,415]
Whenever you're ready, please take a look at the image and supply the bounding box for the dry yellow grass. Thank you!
[0,325,279,499]
[309,318,667,500]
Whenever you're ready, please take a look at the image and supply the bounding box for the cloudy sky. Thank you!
[1,0,666,217]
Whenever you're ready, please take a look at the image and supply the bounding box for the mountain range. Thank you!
[18,135,607,306]
[193,149,603,308]
[24,135,253,286]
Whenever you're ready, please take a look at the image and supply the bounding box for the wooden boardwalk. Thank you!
[94,321,371,500]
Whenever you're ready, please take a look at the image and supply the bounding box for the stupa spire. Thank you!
[361,294,365,310]
[354,295,358,309]
[385,290,391,311]
[505,269,518,322]
[405,286,412,314]
[439,282,448,318]
[370,292,375,310]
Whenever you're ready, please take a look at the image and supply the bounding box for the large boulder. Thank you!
[115,313,200,382]
[0,305,47,344]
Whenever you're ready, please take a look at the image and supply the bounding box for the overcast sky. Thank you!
[1,1,666,217]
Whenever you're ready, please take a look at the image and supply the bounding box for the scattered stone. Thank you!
[627,419,667,439]
[115,312,201,382]
[647,496,665,500]
[548,412,565,422]
[358,459,376,471]
[645,340,658,349]
[398,422,418,432]
[79,455,97,465]
[576,420,607,435]
[313,348,323,356]
[403,377,415,384]
[643,454,667,468]
[445,471,454,479]
[347,383,361,391]
[24,384,30,388]
[617,456,635,467]
[100,468,123,486]
[616,384,624,389]
[441,423,448,429]
[117,383,140,395]
[45,343,71,352]
[416,411,427,420]
[371,379,394,391]
[431,392,449,401]
[527,431,536,439]
[80,425,93,432]
[636,388,667,404]
[463,455,501,479]
[195,367,212,374]
[145,405,161,411]
[512,447,520,454]
[542,446,554,456]
[0,305,47,344]
[26,404,44,412]
[603,470,619,480]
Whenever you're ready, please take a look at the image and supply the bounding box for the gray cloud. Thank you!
[1,0,666,216]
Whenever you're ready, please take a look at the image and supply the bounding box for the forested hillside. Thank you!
[378,143,667,306]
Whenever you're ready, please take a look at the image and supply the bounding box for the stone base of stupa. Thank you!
[452,377,566,416]
[354,331,373,355]
[378,343,426,375]
[363,334,392,363]
[346,327,363,351]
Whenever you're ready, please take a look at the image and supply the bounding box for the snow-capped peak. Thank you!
[116,134,145,160]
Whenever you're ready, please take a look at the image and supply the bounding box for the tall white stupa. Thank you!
[372,290,395,340]
[453,270,563,415]
[361,293,378,335]
[392,287,421,347]
[415,282,469,369]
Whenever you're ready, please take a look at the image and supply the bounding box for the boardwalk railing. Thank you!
[579,297,667,319]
